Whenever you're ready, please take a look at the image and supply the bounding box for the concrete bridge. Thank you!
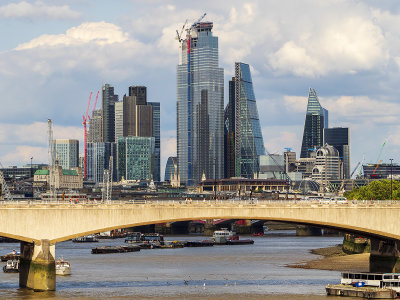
[1,199,400,291]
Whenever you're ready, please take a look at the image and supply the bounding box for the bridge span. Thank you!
[0,199,399,291]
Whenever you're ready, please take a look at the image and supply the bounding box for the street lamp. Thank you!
[390,158,394,201]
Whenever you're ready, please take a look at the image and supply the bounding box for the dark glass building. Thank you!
[324,127,350,178]
[224,62,265,178]
[164,156,177,182]
[300,88,328,158]
[149,102,160,182]
[102,84,119,143]
[363,163,400,179]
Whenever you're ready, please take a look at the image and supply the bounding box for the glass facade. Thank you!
[177,21,224,185]
[149,102,161,182]
[224,62,265,178]
[87,142,117,183]
[53,139,79,170]
[102,84,118,143]
[300,88,328,158]
[324,127,350,179]
[164,156,177,182]
[117,137,155,181]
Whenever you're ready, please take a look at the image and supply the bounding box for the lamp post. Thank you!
[390,158,394,201]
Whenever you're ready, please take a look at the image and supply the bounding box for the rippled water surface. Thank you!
[0,231,358,299]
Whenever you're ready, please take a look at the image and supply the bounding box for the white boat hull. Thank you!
[56,265,71,276]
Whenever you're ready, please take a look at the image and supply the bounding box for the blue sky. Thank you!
[1,0,400,177]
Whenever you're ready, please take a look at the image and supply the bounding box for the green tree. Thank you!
[344,180,400,200]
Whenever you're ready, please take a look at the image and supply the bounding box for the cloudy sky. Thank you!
[1,0,400,178]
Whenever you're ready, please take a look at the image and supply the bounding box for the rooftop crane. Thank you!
[376,139,387,164]
[91,91,100,117]
[82,92,93,179]
[176,19,188,43]
[350,162,361,178]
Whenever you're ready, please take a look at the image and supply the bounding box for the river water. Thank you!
[0,231,358,299]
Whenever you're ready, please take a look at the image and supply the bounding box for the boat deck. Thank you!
[326,284,397,299]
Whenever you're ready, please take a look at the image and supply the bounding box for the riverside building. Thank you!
[177,20,224,185]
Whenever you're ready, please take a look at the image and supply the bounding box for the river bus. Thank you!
[341,272,400,293]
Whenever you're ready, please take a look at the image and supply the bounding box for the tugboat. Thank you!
[213,229,254,245]
[3,260,19,273]
[1,250,20,262]
[55,257,71,276]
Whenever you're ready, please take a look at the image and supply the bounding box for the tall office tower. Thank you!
[224,62,265,178]
[117,136,155,181]
[53,139,79,170]
[164,156,178,182]
[300,88,328,158]
[123,86,153,137]
[324,127,350,178]
[114,101,124,143]
[149,102,161,182]
[87,142,117,183]
[88,110,103,142]
[102,84,118,143]
[177,21,224,185]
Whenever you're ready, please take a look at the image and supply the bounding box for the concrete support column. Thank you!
[370,238,400,273]
[19,239,56,291]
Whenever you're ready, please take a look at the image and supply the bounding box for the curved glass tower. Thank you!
[177,21,224,185]
[300,88,328,158]
[224,62,265,178]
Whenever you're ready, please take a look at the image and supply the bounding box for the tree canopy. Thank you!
[344,179,400,200]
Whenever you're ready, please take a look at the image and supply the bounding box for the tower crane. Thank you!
[176,19,188,43]
[82,92,93,179]
[48,119,56,200]
[91,91,100,117]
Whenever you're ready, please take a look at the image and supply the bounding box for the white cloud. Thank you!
[269,17,387,77]
[0,1,80,20]
[16,22,130,50]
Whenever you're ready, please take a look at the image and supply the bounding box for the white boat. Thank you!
[341,272,400,293]
[56,258,71,276]
[3,259,19,273]
[212,228,234,244]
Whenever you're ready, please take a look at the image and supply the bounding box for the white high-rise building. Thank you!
[53,139,79,170]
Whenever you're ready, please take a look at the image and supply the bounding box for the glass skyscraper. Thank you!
[300,88,328,158]
[324,127,350,179]
[102,83,118,143]
[87,142,117,183]
[177,21,224,185]
[117,136,155,181]
[224,62,265,178]
[149,102,160,182]
[164,156,177,182]
[53,139,79,170]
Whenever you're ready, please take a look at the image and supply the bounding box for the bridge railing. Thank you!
[0,198,399,206]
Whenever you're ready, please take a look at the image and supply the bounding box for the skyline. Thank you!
[1,1,400,177]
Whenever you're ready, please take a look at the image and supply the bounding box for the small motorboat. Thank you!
[56,257,71,275]
[3,259,19,273]
[1,250,20,262]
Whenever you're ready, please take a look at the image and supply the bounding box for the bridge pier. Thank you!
[370,238,400,273]
[19,239,56,291]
